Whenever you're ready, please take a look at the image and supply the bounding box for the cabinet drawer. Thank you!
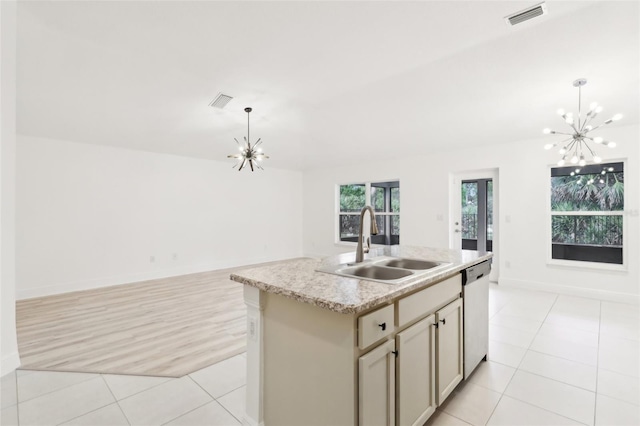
[358,304,395,350]
[397,274,461,327]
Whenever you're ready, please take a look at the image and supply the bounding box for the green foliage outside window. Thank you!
[551,172,624,211]
[340,184,365,212]
[551,163,623,248]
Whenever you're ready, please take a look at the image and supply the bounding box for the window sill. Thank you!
[546,258,628,273]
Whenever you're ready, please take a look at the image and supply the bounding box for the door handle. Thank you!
[454,229,461,233]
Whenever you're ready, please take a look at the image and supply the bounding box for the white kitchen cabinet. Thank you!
[245,271,469,425]
[359,339,396,426]
[396,315,436,426]
[435,298,463,405]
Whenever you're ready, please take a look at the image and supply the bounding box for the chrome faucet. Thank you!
[355,206,379,263]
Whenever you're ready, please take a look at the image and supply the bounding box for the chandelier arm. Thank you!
[588,122,611,132]
[564,139,578,151]
[568,121,580,134]
[551,131,575,136]
[581,114,596,131]
[558,137,574,146]
[584,142,597,157]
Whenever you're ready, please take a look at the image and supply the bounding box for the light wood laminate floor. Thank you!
[16,266,253,377]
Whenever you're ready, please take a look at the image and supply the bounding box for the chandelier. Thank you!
[228,107,269,171]
[544,79,622,167]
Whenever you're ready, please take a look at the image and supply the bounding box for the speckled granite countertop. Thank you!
[230,246,492,314]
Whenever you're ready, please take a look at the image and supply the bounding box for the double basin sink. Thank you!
[316,256,451,284]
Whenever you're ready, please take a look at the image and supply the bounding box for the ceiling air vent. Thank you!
[505,2,548,26]
[209,93,233,109]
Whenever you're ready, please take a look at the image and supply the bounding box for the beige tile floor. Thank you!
[2,284,639,426]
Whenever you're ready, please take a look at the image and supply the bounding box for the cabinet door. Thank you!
[436,298,463,405]
[359,340,396,426]
[396,315,436,426]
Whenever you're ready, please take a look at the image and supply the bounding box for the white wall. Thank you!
[303,124,639,302]
[1,0,21,376]
[16,136,303,299]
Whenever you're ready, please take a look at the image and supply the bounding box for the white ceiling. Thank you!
[16,1,639,171]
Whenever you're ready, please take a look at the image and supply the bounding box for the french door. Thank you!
[459,179,493,251]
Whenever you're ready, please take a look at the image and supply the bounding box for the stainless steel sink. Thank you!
[340,264,413,280]
[316,256,451,284]
[377,258,444,270]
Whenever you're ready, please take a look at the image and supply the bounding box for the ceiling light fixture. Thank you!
[227,107,269,171]
[544,78,622,167]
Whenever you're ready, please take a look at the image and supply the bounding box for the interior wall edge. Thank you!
[499,277,640,305]
[0,351,20,378]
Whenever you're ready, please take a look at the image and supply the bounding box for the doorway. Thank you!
[450,169,499,281]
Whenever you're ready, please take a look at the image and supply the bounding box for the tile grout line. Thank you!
[49,376,117,426]
[100,375,131,426]
[15,371,98,405]
[485,291,590,426]
[182,375,242,425]
[504,293,599,426]
[105,375,173,403]
[593,299,602,426]
[15,370,20,426]
[480,289,554,424]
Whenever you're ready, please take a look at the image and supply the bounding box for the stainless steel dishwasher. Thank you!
[462,259,491,379]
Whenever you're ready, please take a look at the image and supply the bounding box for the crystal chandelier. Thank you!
[227,107,269,171]
[544,79,622,166]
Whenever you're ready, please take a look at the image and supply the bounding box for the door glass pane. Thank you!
[461,182,478,240]
[486,181,493,243]
[340,184,365,212]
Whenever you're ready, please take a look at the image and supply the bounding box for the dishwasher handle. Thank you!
[462,260,491,285]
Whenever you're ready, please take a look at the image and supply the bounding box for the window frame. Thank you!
[546,159,627,271]
[336,180,400,247]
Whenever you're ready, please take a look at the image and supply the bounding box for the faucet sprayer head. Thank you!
[370,218,379,235]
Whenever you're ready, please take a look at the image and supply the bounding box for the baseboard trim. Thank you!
[1,351,21,377]
[499,277,640,305]
[17,253,302,300]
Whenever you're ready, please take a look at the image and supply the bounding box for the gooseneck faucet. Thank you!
[355,206,379,263]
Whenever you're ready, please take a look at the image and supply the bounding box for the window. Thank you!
[550,162,624,265]
[339,181,400,245]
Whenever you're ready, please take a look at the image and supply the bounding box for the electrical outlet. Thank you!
[436,214,443,221]
[505,260,511,269]
[150,255,155,263]
[172,253,178,261]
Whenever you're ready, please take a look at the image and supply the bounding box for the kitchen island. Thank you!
[230,246,492,426]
